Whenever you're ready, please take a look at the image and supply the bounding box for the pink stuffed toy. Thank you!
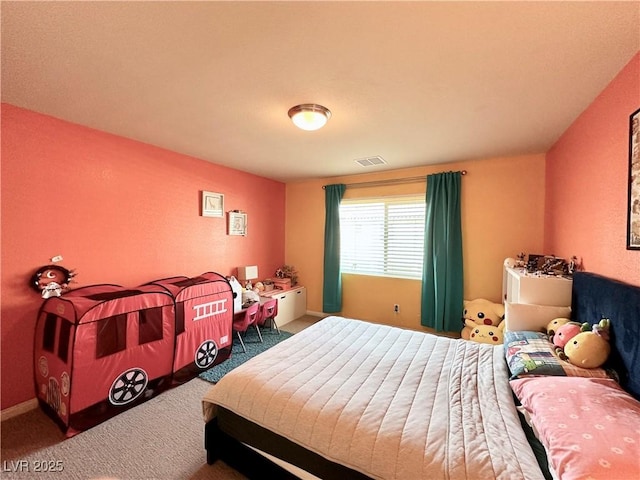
[553,322,583,349]
[546,317,571,342]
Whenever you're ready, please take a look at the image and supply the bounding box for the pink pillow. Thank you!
[511,376,640,480]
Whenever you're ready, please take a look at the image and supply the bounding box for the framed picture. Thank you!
[228,211,247,236]
[202,191,224,218]
[627,107,640,250]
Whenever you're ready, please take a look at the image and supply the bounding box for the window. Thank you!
[175,302,185,335]
[57,321,71,363]
[340,196,425,279]
[40,313,72,362]
[42,313,57,353]
[96,314,127,358]
[139,307,164,345]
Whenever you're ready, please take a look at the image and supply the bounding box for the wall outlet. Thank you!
[393,304,399,313]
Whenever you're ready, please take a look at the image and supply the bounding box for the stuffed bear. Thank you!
[465,320,505,345]
[563,319,611,369]
[461,299,505,340]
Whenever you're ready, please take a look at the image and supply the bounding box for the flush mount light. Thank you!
[287,104,331,131]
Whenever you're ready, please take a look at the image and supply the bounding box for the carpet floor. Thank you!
[199,328,293,384]
[1,316,321,480]
[1,377,245,480]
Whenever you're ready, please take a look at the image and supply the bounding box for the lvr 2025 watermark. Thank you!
[2,460,64,473]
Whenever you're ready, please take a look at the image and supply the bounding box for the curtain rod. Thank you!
[322,170,467,189]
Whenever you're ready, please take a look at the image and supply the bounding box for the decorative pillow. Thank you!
[510,376,640,480]
[504,330,609,380]
[504,302,571,332]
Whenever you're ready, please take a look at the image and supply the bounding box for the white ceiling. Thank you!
[2,1,639,182]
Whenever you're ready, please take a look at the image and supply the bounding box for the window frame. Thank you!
[339,194,425,280]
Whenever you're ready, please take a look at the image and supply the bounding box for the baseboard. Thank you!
[306,310,328,318]
[1,397,38,422]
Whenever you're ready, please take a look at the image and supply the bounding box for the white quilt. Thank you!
[202,316,545,480]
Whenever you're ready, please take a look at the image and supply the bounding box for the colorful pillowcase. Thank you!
[504,330,609,380]
[510,376,640,480]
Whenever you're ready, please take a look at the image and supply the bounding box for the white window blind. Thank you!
[339,196,425,279]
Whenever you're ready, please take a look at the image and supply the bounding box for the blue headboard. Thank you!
[571,272,640,400]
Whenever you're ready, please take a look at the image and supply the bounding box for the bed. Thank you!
[202,272,640,479]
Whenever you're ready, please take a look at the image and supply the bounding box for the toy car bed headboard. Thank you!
[571,272,640,400]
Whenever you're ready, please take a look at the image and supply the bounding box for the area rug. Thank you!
[199,329,293,384]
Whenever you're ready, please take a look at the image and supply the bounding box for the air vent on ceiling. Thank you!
[355,156,387,167]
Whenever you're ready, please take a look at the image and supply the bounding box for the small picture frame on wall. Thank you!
[202,191,224,218]
[228,211,247,236]
[627,107,640,250]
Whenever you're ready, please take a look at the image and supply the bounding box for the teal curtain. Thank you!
[322,184,346,313]
[421,172,463,331]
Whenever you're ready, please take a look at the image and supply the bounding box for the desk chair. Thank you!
[233,302,262,352]
[258,298,280,335]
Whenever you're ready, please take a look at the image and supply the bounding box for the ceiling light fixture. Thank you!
[287,104,331,131]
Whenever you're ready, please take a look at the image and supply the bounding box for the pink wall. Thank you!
[1,104,285,409]
[544,52,640,286]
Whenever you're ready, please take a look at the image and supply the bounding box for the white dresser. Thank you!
[503,267,572,307]
[260,286,307,326]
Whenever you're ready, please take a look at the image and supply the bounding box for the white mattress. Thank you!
[203,316,545,480]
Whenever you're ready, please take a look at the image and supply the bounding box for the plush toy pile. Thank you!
[461,298,505,345]
[547,317,612,369]
[462,299,612,368]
